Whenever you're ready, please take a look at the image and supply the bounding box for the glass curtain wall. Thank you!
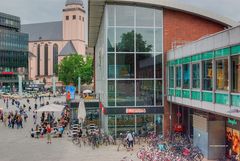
[232,55,240,93]
[216,59,228,90]
[106,5,163,107]
[202,60,213,90]
[183,64,190,89]
[192,63,200,88]
[176,65,182,88]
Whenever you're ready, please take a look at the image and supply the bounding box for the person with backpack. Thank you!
[126,131,134,151]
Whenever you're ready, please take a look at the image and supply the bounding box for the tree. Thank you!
[116,30,153,52]
[58,54,93,85]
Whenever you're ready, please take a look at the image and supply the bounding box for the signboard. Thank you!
[1,72,14,75]
[126,108,146,114]
[228,118,237,126]
[66,86,76,100]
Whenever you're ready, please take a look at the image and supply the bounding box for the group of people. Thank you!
[0,111,23,129]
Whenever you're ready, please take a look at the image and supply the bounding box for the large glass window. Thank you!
[232,55,240,93]
[107,5,115,26]
[156,80,163,105]
[37,44,40,76]
[108,80,115,106]
[202,60,213,90]
[156,54,163,78]
[116,54,134,78]
[155,10,163,27]
[136,80,154,106]
[116,80,134,106]
[183,64,190,89]
[155,29,162,52]
[216,59,228,90]
[169,66,174,88]
[108,54,115,78]
[108,28,115,52]
[53,44,58,75]
[44,44,48,75]
[136,53,154,78]
[176,65,182,88]
[192,63,200,88]
[136,7,154,27]
[116,6,134,26]
[116,28,134,52]
[136,28,154,52]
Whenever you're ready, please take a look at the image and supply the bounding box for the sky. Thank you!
[0,0,239,24]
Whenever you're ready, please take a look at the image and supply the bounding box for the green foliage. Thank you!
[116,30,152,52]
[58,54,93,85]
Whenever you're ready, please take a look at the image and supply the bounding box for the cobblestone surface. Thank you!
[0,96,140,161]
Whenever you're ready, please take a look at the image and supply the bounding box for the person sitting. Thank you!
[58,126,64,137]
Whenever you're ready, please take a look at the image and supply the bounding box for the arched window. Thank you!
[37,44,40,76]
[53,44,58,75]
[44,44,48,76]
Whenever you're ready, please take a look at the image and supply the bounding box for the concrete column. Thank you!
[18,75,22,96]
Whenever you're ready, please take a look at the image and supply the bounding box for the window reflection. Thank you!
[183,64,190,89]
[156,54,162,78]
[108,54,115,78]
[136,28,154,52]
[216,59,228,90]
[136,80,154,106]
[136,53,154,78]
[108,28,114,52]
[176,65,182,88]
[116,6,134,26]
[192,63,200,88]
[108,80,115,106]
[202,60,213,90]
[156,80,163,105]
[116,80,134,106]
[136,7,154,26]
[232,55,240,93]
[116,28,134,52]
[116,54,134,78]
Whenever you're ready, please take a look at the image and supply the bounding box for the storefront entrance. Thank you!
[107,114,163,137]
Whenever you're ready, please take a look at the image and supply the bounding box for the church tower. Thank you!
[62,0,85,41]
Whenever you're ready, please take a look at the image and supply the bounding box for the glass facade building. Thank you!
[95,4,164,136]
[0,12,28,91]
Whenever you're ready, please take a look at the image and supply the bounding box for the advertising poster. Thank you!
[66,86,76,100]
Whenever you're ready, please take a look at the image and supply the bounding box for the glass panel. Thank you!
[192,63,200,88]
[202,60,213,91]
[155,29,162,52]
[136,7,154,27]
[156,54,162,78]
[107,5,115,26]
[116,28,134,52]
[116,6,134,26]
[216,59,228,90]
[108,28,115,52]
[156,80,163,105]
[108,80,115,106]
[168,66,174,88]
[116,54,134,78]
[136,53,154,78]
[136,28,154,52]
[108,115,115,136]
[183,64,190,89]
[108,54,115,78]
[116,80,134,106]
[116,115,135,136]
[155,10,163,27]
[136,80,154,106]
[176,65,182,88]
[136,115,154,136]
[232,55,240,92]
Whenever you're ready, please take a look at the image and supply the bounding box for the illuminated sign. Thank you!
[228,118,237,126]
[126,108,146,114]
[1,72,14,75]
[66,86,76,100]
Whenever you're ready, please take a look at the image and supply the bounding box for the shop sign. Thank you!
[66,85,75,100]
[1,72,14,75]
[126,108,146,114]
[228,118,237,126]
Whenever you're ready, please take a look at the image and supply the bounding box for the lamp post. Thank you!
[78,76,81,97]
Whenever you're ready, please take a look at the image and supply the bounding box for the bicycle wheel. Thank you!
[72,138,79,145]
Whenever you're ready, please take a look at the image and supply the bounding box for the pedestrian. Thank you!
[46,124,52,144]
[6,100,9,109]
[23,112,28,122]
[28,105,31,112]
[33,112,37,124]
[48,94,50,100]
[3,98,5,103]
[34,103,38,110]
[126,131,134,151]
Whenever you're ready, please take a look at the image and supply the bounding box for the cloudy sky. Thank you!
[0,0,239,24]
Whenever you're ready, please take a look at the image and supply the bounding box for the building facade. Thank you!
[89,0,238,139]
[0,12,28,92]
[167,26,240,160]
[22,0,86,86]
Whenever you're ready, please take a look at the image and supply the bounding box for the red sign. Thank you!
[1,72,14,75]
[126,108,146,114]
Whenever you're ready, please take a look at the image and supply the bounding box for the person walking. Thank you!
[46,124,52,144]
[126,131,134,151]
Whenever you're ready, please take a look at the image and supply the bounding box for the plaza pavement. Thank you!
[0,96,141,161]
